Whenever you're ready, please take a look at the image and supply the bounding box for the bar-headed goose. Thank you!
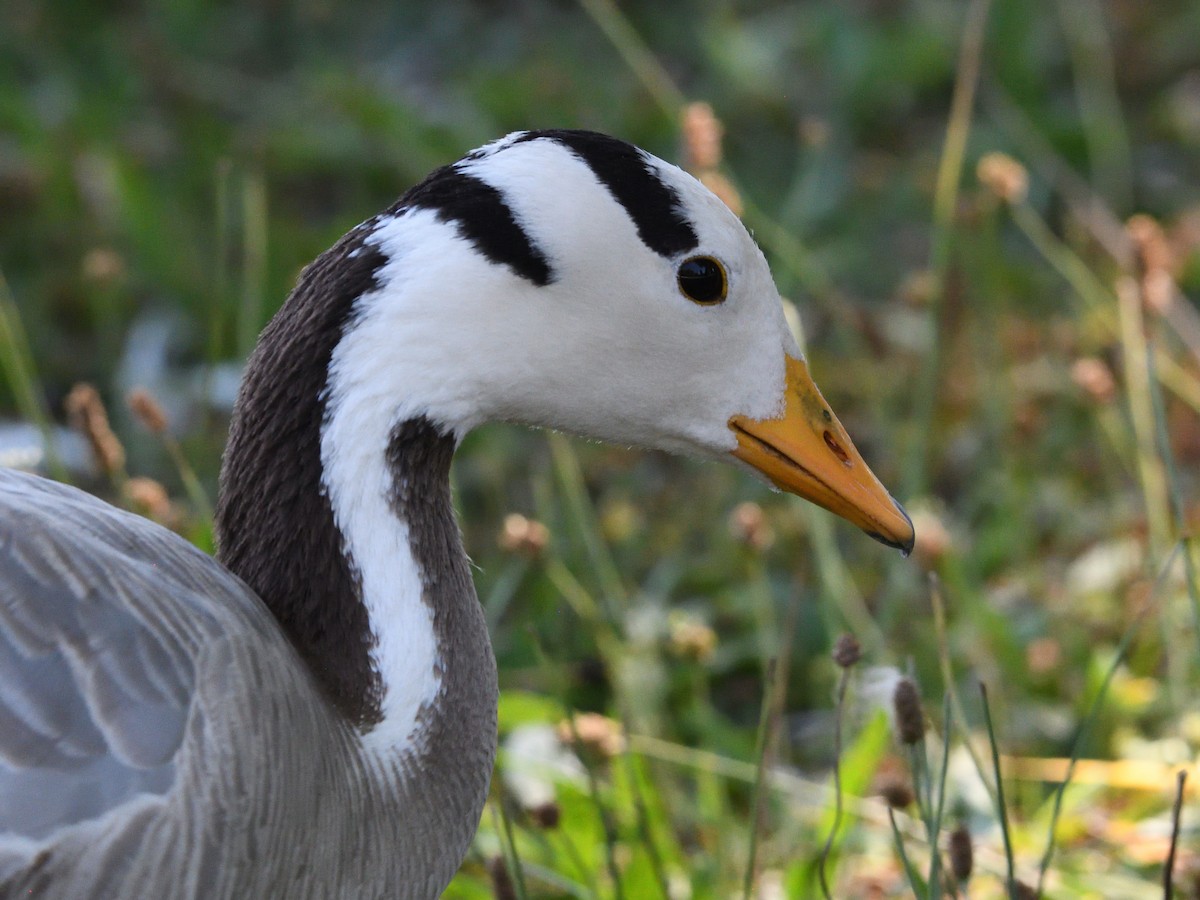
[0,130,913,898]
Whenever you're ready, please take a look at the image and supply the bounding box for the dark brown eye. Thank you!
[677,256,727,305]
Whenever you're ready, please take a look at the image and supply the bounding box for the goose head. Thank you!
[0,129,916,900]
[330,129,913,551]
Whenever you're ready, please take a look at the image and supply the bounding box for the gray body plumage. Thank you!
[0,465,495,899]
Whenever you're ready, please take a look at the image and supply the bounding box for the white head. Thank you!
[326,129,913,549]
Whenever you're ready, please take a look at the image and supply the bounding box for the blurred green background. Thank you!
[3,0,1200,896]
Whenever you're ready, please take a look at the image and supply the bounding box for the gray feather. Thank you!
[0,466,495,899]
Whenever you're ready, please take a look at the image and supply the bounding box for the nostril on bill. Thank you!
[823,430,851,466]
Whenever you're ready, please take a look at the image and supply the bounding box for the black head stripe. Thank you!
[396,166,554,286]
[518,130,699,259]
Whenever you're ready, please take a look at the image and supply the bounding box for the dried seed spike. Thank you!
[729,500,773,551]
[681,101,724,171]
[529,800,560,830]
[876,771,915,809]
[64,382,125,476]
[1126,213,1173,274]
[127,387,169,435]
[557,712,625,759]
[498,513,549,557]
[1070,357,1116,404]
[948,824,973,882]
[81,247,125,284]
[892,678,926,745]
[487,855,517,900]
[910,507,952,566]
[124,477,173,524]
[832,633,861,669]
[668,613,717,662]
[977,152,1029,204]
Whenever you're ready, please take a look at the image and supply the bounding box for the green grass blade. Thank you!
[0,267,66,480]
[1146,344,1200,659]
[928,692,954,900]
[929,574,997,806]
[1035,541,1184,895]
[547,433,627,610]
[978,682,1016,897]
[742,658,777,900]
[889,808,927,897]
[491,800,531,900]
[902,0,993,499]
[817,665,851,899]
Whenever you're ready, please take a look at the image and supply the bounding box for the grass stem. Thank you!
[889,807,926,896]
[238,170,268,360]
[493,800,531,900]
[929,574,997,806]
[574,0,685,118]
[742,658,778,900]
[1146,347,1200,660]
[817,664,852,898]
[1036,541,1184,896]
[903,0,993,499]
[566,706,626,900]
[0,267,66,480]
[1118,279,1173,559]
[548,434,627,610]
[1164,769,1187,900]
[979,682,1017,896]
[928,692,954,900]
[613,699,671,900]
[1055,0,1134,212]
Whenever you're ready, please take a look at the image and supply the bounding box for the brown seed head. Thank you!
[81,247,125,285]
[832,633,862,669]
[1012,881,1038,900]
[875,770,915,809]
[1070,357,1116,404]
[1026,636,1062,675]
[681,101,724,171]
[948,824,973,882]
[487,855,517,900]
[498,513,549,557]
[977,152,1029,204]
[668,613,717,663]
[65,383,125,476]
[557,712,625,759]
[728,501,774,551]
[127,387,169,435]
[1126,213,1174,274]
[124,477,173,525]
[892,678,926,745]
[897,269,937,308]
[529,800,561,830]
[910,507,952,567]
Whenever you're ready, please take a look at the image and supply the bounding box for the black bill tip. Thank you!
[865,500,915,557]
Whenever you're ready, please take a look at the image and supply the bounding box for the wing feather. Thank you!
[0,468,262,840]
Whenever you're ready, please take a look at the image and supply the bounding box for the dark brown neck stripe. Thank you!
[215,223,387,727]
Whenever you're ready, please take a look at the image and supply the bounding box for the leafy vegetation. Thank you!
[2,0,1199,896]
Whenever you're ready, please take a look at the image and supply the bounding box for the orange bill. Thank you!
[729,356,915,553]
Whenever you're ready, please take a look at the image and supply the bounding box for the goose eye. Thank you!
[677,256,727,305]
